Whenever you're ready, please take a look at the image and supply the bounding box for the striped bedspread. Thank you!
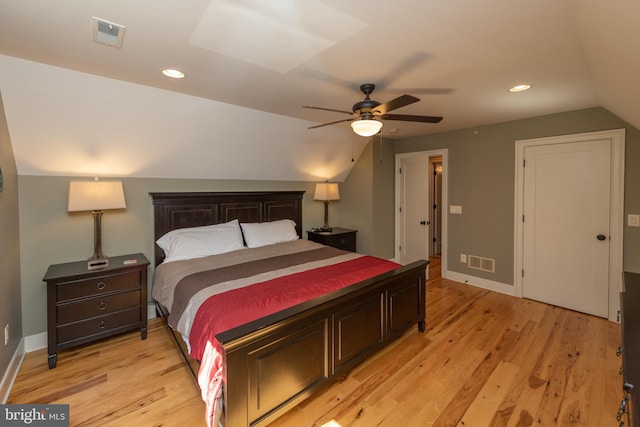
[152,239,400,426]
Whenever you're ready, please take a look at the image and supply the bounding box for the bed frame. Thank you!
[151,191,428,427]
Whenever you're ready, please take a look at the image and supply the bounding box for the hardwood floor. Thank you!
[8,318,205,426]
[9,257,622,426]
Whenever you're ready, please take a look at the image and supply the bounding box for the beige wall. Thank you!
[395,107,640,285]
[0,92,22,373]
[340,137,396,259]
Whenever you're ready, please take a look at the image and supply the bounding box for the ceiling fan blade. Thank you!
[303,105,354,115]
[373,95,419,115]
[308,117,356,129]
[381,113,443,123]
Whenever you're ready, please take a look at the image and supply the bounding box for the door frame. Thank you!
[514,129,625,322]
[395,149,449,275]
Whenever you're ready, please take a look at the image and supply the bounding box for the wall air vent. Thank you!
[468,255,495,273]
[92,17,126,48]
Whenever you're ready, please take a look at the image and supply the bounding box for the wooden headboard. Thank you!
[150,191,304,266]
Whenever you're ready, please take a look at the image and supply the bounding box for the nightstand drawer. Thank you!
[57,270,141,302]
[307,228,357,252]
[323,233,356,251]
[57,290,141,324]
[57,308,141,345]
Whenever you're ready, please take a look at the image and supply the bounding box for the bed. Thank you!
[150,191,428,427]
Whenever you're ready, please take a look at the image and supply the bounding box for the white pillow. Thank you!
[240,219,299,248]
[157,219,245,263]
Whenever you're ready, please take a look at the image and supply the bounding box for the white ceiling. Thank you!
[0,0,639,180]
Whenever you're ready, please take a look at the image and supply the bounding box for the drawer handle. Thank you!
[340,239,346,244]
[98,301,107,310]
[98,320,107,329]
[97,281,106,290]
[617,345,623,357]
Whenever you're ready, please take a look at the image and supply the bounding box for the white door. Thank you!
[522,139,611,317]
[397,153,429,265]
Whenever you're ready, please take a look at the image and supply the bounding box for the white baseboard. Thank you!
[147,302,157,319]
[0,338,26,403]
[24,332,47,353]
[443,270,515,296]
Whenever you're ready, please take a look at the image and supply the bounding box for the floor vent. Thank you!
[468,255,495,273]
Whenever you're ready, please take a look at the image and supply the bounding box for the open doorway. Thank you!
[429,157,443,256]
[395,149,448,278]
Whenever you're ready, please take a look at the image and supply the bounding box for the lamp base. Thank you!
[317,226,333,232]
[88,210,108,270]
[87,258,109,270]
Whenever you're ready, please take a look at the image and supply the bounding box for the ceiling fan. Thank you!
[303,83,443,137]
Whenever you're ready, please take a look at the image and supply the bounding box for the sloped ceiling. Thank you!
[0,0,638,181]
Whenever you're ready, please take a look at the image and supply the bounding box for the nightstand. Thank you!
[307,227,357,252]
[43,253,150,369]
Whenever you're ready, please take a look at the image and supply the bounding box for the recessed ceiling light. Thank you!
[162,69,185,79]
[509,84,531,93]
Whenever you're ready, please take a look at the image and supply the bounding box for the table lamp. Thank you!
[314,182,340,232]
[68,179,126,269]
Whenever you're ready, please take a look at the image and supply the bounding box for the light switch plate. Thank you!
[449,205,462,214]
[629,214,640,227]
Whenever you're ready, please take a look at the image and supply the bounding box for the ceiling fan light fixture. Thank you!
[351,119,383,137]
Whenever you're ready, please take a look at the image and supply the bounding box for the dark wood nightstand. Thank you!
[43,253,150,369]
[307,227,357,252]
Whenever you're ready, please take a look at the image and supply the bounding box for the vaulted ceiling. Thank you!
[0,0,638,181]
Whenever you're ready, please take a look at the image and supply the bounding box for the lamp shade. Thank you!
[68,180,126,212]
[351,119,382,137]
[314,182,340,201]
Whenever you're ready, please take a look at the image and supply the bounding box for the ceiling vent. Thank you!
[92,17,126,48]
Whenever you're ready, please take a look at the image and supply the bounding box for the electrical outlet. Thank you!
[460,254,467,263]
[4,324,8,346]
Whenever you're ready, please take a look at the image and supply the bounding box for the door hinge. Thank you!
[399,167,402,174]
[522,269,525,277]
[399,206,402,213]
[523,159,526,167]
[522,214,525,222]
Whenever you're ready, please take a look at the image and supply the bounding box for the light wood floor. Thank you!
[9,258,622,426]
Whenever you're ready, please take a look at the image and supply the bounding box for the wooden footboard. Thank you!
[217,259,427,427]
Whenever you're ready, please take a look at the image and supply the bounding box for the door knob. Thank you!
[420,220,430,225]
[596,234,607,241]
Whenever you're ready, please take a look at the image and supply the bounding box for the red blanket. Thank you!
[189,256,400,426]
